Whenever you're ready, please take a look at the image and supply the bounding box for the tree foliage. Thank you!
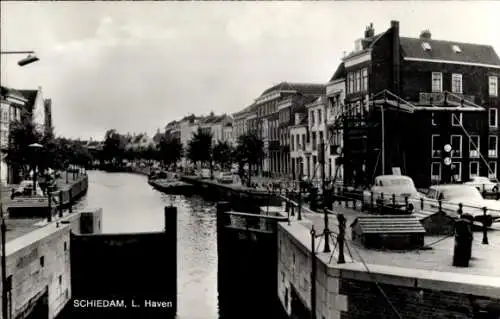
[102,129,125,163]
[187,128,213,165]
[158,135,183,168]
[235,131,264,186]
[212,140,234,170]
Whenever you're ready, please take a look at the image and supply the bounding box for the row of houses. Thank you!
[231,20,500,188]
[0,85,51,184]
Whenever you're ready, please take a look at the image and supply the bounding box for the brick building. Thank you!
[336,20,499,188]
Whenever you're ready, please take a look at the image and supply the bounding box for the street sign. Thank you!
[444,157,452,166]
[444,144,452,152]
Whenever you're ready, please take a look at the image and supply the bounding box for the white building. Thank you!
[305,96,328,181]
[290,113,308,178]
[326,63,347,183]
[1,87,27,184]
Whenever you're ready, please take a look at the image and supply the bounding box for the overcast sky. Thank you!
[1,1,499,140]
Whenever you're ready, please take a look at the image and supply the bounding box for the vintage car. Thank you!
[362,175,424,211]
[217,172,234,184]
[464,176,499,193]
[424,184,500,221]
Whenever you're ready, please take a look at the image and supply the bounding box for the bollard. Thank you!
[457,203,463,216]
[47,192,53,222]
[420,197,424,210]
[482,207,489,245]
[370,192,374,211]
[392,194,396,213]
[323,208,330,253]
[453,214,473,267]
[337,214,346,264]
[58,191,63,217]
[69,189,73,214]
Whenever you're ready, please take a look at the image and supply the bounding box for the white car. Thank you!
[424,184,500,220]
[464,176,499,193]
[217,172,233,184]
[362,175,424,210]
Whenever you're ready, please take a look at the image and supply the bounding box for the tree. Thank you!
[102,129,125,164]
[187,128,213,177]
[5,119,43,182]
[212,140,234,171]
[235,131,264,187]
[158,135,183,169]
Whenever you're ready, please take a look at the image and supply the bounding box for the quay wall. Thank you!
[278,220,500,319]
[1,208,102,319]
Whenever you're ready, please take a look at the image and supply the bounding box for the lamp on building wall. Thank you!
[1,51,39,67]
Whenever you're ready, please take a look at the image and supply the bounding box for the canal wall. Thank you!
[277,219,500,319]
[182,176,282,211]
[1,208,103,319]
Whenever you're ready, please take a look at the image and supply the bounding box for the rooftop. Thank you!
[260,82,325,97]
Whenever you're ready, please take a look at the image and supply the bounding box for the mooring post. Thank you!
[337,214,346,264]
[47,192,53,222]
[310,225,317,319]
[58,190,63,217]
[323,207,331,253]
[68,189,73,214]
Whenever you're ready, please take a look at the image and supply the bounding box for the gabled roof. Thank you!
[400,37,500,66]
[261,82,325,96]
[329,62,346,82]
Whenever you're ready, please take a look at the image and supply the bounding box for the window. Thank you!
[362,68,368,92]
[319,132,324,144]
[431,134,441,158]
[301,134,305,150]
[291,134,294,151]
[489,76,498,97]
[59,275,63,285]
[312,132,317,150]
[296,135,300,151]
[489,135,498,157]
[64,241,67,251]
[318,109,322,124]
[422,42,432,51]
[469,135,480,158]
[431,112,436,126]
[450,135,463,158]
[452,162,462,182]
[452,74,463,93]
[489,108,498,128]
[451,113,462,126]
[488,161,498,179]
[469,161,480,178]
[348,73,354,93]
[40,256,45,267]
[432,72,442,92]
[355,71,361,92]
[310,110,315,126]
[431,162,441,182]
[452,44,462,53]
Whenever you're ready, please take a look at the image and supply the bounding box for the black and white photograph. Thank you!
[1,1,500,318]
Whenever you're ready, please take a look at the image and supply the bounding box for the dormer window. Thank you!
[452,44,462,53]
[422,42,432,51]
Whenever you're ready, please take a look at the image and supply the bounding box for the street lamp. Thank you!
[28,143,43,196]
[1,51,39,67]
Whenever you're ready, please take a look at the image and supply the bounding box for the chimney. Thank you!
[364,22,375,39]
[420,30,431,40]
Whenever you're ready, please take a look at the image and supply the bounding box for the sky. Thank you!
[1,1,499,140]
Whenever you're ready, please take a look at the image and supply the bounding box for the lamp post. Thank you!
[28,143,43,196]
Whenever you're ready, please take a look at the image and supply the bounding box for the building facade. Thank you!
[0,86,25,184]
[338,20,499,188]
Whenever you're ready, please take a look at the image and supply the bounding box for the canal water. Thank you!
[74,170,217,319]
[72,170,283,319]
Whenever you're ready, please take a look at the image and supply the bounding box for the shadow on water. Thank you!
[58,171,286,319]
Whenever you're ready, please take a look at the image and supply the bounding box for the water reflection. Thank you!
[79,171,219,319]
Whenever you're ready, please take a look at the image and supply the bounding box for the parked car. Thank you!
[13,180,44,197]
[464,176,499,193]
[362,175,424,211]
[424,184,500,220]
[217,172,233,184]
